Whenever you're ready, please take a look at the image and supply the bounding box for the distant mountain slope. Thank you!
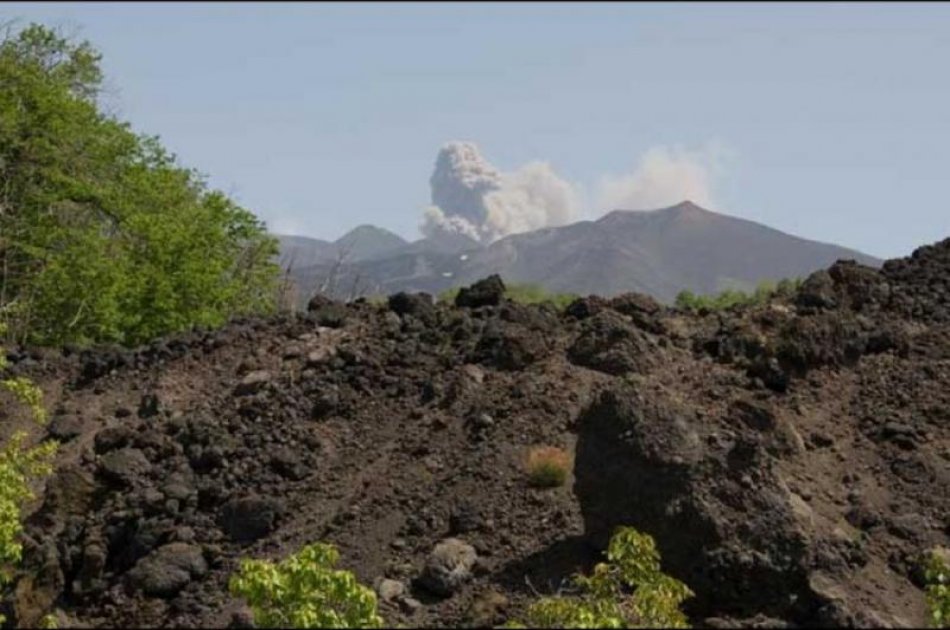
[275,225,408,271]
[334,225,409,261]
[456,201,881,301]
[281,202,882,302]
[276,235,336,270]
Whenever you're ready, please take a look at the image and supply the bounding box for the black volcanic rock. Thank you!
[456,275,506,308]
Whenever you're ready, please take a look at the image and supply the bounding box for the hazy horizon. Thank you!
[5,3,950,258]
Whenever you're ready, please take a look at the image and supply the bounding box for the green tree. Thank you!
[229,542,383,629]
[0,22,279,346]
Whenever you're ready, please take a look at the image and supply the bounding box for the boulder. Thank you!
[13,542,63,628]
[307,295,348,328]
[574,384,808,619]
[234,370,272,396]
[219,495,282,542]
[388,292,436,320]
[126,543,207,597]
[567,310,657,375]
[565,296,606,320]
[94,426,136,454]
[473,321,548,371]
[374,577,406,603]
[46,415,83,442]
[99,448,151,485]
[796,270,838,309]
[467,590,509,627]
[418,538,477,597]
[270,448,309,480]
[455,275,506,308]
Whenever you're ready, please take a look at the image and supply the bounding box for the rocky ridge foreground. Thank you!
[3,238,949,628]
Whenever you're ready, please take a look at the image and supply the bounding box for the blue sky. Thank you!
[5,2,950,258]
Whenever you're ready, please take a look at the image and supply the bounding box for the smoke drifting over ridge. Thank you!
[421,141,724,244]
[597,145,722,212]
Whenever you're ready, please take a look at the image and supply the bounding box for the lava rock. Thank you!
[796,270,838,309]
[47,415,84,442]
[388,292,436,320]
[94,426,136,454]
[567,310,656,375]
[126,542,207,597]
[138,393,161,419]
[307,295,348,328]
[565,296,606,320]
[219,496,282,542]
[374,577,406,603]
[234,370,272,396]
[455,275,506,308]
[467,590,509,627]
[99,448,151,485]
[270,448,309,480]
[306,294,334,312]
[305,347,336,367]
[418,538,477,597]
[73,543,107,595]
[474,322,547,371]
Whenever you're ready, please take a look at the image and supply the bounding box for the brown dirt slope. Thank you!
[2,238,948,628]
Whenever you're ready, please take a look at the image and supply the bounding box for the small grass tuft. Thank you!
[524,445,572,488]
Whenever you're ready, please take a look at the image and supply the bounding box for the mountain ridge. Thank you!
[278,202,882,302]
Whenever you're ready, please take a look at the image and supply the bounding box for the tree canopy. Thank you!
[0,22,279,346]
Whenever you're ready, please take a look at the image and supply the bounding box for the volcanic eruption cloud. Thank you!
[421,141,723,244]
[422,141,580,244]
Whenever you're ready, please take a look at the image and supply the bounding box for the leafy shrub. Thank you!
[674,278,802,313]
[525,445,572,488]
[0,23,279,347]
[924,549,950,628]
[229,542,383,629]
[508,526,693,628]
[0,323,58,625]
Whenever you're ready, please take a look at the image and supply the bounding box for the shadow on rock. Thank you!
[572,383,820,623]
[491,535,599,599]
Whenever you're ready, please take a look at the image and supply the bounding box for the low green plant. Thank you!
[0,323,58,625]
[504,283,579,309]
[229,541,383,629]
[924,549,950,628]
[674,278,803,313]
[508,526,693,629]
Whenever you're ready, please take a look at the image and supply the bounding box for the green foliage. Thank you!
[0,322,57,625]
[229,542,384,629]
[674,278,803,312]
[0,23,279,346]
[438,286,461,304]
[438,282,578,309]
[510,527,693,629]
[925,550,950,628]
[504,283,579,309]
